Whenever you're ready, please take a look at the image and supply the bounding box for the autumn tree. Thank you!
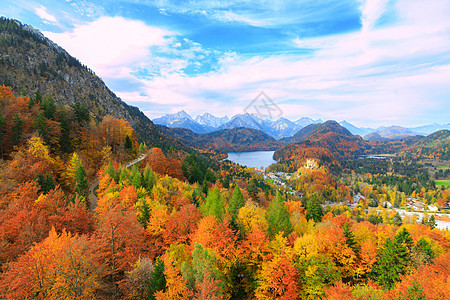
[0,228,102,299]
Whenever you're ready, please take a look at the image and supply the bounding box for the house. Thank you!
[353,193,365,203]
[428,205,439,212]
[412,202,425,211]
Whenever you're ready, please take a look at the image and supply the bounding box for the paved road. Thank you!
[88,153,148,211]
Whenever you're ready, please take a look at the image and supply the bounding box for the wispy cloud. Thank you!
[4,0,449,126]
[34,5,58,24]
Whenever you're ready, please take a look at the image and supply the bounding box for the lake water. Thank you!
[226,151,276,170]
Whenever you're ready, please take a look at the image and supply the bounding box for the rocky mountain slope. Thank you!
[0,17,181,150]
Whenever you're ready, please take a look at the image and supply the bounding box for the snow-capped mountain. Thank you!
[218,113,266,131]
[195,113,229,128]
[269,117,302,139]
[152,111,449,140]
[153,110,193,126]
[294,117,319,128]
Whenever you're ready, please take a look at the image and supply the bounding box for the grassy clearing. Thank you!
[435,180,450,188]
[438,166,450,170]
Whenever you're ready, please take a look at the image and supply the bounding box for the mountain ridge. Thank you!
[0,17,182,150]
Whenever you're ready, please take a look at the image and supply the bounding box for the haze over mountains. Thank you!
[153,111,450,140]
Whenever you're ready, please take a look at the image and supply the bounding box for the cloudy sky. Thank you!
[1,0,449,127]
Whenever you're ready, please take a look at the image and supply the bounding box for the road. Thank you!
[88,153,148,211]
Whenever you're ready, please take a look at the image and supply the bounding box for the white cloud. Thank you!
[34,5,58,24]
[43,17,174,77]
[129,0,450,126]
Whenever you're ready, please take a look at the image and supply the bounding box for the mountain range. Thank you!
[153,110,450,140]
[2,17,449,158]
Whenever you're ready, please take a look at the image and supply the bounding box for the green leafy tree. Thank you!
[181,243,224,295]
[0,113,6,159]
[182,153,204,184]
[138,199,151,229]
[11,114,23,147]
[131,165,142,189]
[41,96,56,120]
[35,172,55,194]
[148,259,166,300]
[228,186,244,227]
[267,192,293,239]
[426,215,436,229]
[75,164,89,200]
[343,222,359,256]
[371,228,412,288]
[34,113,50,144]
[143,166,156,191]
[306,195,324,222]
[392,212,403,226]
[201,187,225,221]
[106,162,118,183]
[119,168,129,184]
[125,135,133,151]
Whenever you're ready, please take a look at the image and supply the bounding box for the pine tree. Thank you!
[143,166,156,191]
[75,164,89,200]
[392,212,403,226]
[426,215,436,229]
[201,187,225,221]
[371,228,413,288]
[148,259,166,300]
[106,162,118,183]
[119,168,129,184]
[11,114,23,147]
[228,186,244,226]
[267,192,293,239]
[138,198,150,229]
[35,172,55,194]
[415,237,435,261]
[0,113,6,159]
[306,195,323,222]
[34,113,50,144]
[131,165,142,188]
[125,135,133,151]
[343,222,359,256]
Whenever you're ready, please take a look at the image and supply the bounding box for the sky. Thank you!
[1,0,449,127]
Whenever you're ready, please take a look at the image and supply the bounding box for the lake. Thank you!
[226,151,276,170]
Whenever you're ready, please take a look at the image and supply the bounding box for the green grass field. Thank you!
[435,180,450,188]
[438,166,450,170]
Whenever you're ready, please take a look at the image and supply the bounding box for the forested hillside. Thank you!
[0,17,181,151]
[159,125,281,152]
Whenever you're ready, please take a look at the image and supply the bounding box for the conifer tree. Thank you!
[371,228,413,288]
[392,212,403,226]
[143,166,156,191]
[11,114,23,147]
[343,222,359,256]
[306,195,323,222]
[75,164,89,200]
[106,162,118,183]
[201,187,225,221]
[228,186,244,226]
[148,259,166,300]
[267,192,293,239]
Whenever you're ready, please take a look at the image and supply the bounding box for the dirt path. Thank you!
[89,153,148,211]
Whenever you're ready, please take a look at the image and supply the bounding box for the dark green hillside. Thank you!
[159,126,281,152]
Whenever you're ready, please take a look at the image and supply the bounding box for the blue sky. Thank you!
[1,0,449,127]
